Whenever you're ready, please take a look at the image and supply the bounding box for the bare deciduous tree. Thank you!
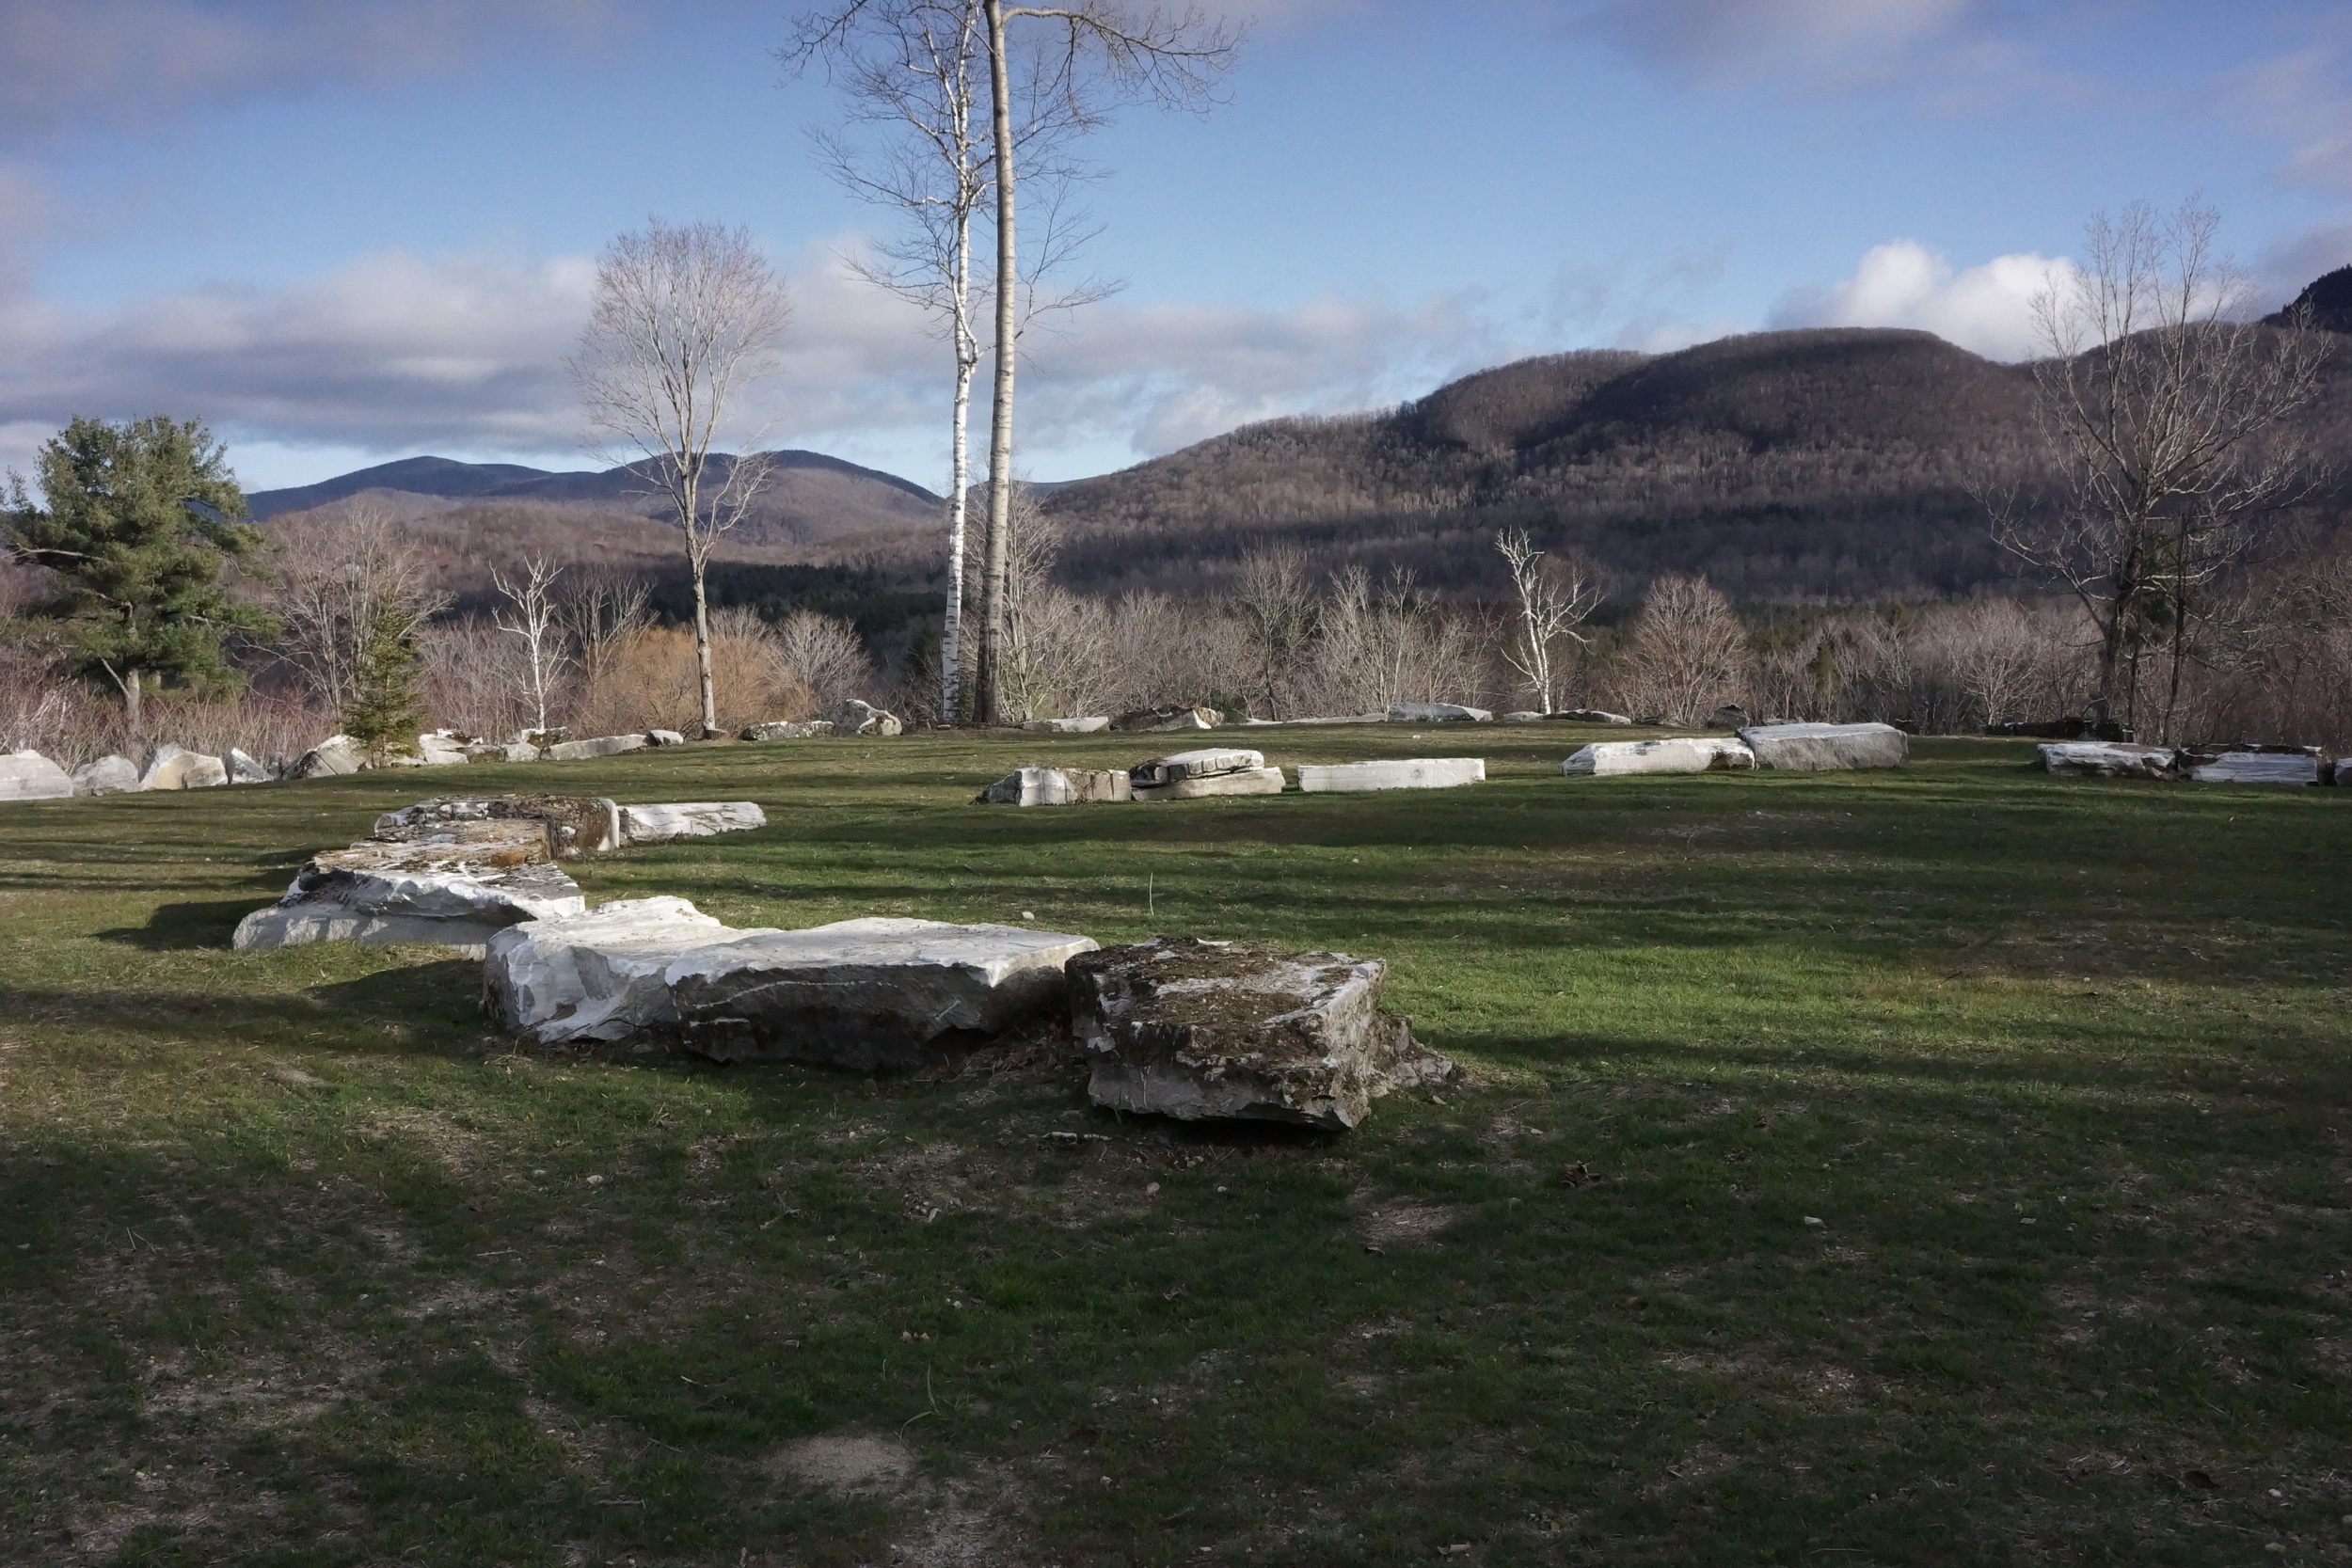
[490,558,569,735]
[1982,199,2330,740]
[1233,545,1315,719]
[560,566,654,697]
[267,503,446,715]
[1613,573,1749,725]
[1496,528,1598,714]
[571,219,790,737]
[772,609,876,709]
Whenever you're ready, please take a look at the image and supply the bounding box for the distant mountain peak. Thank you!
[2265,263,2352,333]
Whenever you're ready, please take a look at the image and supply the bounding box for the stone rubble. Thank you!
[1111,705,1223,733]
[1,750,74,801]
[824,699,903,737]
[1563,737,1756,776]
[1069,936,1451,1131]
[1738,721,1910,771]
[975,767,1134,806]
[1297,758,1486,792]
[1388,702,1492,723]
[374,794,623,858]
[742,720,835,741]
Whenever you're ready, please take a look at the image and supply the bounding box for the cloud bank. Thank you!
[1768,239,2066,359]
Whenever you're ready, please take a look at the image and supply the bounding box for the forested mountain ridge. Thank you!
[1040,324,2352,604]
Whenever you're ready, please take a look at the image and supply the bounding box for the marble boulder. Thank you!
[293,735,368,778]
[544,733,648,762]
[1069,937,1451,1131]
[1563,737,1756,776]
[1023,717,1112,734]
[1,751,74,801]
[825,699,903,737]
[139,744,229,790]
[1388,702,1492,723]
[2187,751,2321,785]
[71,754,141,796]
[484,897,759,1045]
[227,748,273,784]
[1738,721,1909,771]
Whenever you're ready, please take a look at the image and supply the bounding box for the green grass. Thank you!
[1,724,2346,1566]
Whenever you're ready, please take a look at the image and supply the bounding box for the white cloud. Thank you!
[1768,239,2067,360]
[0,233,1515,491]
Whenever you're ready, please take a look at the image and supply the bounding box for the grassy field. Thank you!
[0,723,2346,1567]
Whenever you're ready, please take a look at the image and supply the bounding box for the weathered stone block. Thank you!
[2037,741,2178,779]
[667,918,1099,1069]
[1563,737,1756,776]
[618,801,767,843]
[1069,937,1451,1131]
[233,841,585,956]
[293,736,367,778]
[1023,717,1112,734]
[1555,709,1633,724]
[0,751,73,801]
[976,767,1134,805]
[484,897,757,1045]
[646,729,689,747]
[1131,767,1286,801]
[1297,758,1486,792]
[1738,721,1909,771]
[1130,748,1264,786]
[2187,752,2321,785]
[227,748,273,784]
[374,794,622,857]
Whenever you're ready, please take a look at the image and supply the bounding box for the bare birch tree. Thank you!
[1496,528,1599,713]
[1982,199,2329,738]
[787,0,1119,724]
[490,558,568,735]
[970,0,1241,723]
[570,219,790,736]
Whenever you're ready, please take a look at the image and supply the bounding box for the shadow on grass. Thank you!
[98,897,272,950]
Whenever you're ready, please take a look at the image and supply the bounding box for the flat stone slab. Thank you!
[1234,712,1388,727]
[1130,748,1264,786]
[619,801,767,843]
[234,840,585,956]
[1388,702,1491,723]
[1563,737,1756,776]
[976,767,1134,806]
[140,744,229,790]
[1024,717,1111,734]
[1297,758,1486,792]
[1132,767,1286,801]
[2038,741,2178,779]
[72,754,141,796]
[485,896,767,1044]
[375,795,622,857]
[1555,709,1633,724]
[1,751,73,801]
[1070,936,1451,1131]
[1738,721,1909,771]
[742,720,835,741]
[544,733,648,762]
[2188,752,2320,785]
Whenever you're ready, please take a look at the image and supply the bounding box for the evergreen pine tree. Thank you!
[342,602,428,765]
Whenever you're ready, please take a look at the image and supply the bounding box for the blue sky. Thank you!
[2,0,2348,493]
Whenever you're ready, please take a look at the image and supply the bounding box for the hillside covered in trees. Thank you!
[1038,325,2352,603]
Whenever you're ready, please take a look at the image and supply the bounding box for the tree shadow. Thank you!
[98,899,274,951]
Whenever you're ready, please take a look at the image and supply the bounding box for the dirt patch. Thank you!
[1353,1203,1468,1249]
[768,1432,918,1497]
